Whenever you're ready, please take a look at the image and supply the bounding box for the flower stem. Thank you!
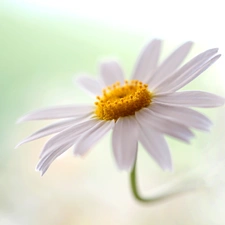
[130,158,206,204]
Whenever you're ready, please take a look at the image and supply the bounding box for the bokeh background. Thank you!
[1,0,225,224]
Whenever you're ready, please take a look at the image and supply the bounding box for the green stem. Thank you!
[130,158,205,204]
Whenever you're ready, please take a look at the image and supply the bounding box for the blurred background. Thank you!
[1,0,225,224]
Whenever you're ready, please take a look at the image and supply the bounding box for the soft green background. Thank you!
[1,2,225,225]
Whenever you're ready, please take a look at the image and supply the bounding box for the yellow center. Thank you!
[95,80,153,120]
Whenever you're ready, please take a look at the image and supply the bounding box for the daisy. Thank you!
[17,39,224,176]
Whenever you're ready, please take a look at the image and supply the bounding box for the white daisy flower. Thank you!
[17,39,224,176]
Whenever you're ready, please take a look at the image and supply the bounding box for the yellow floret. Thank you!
[95,80,153,120]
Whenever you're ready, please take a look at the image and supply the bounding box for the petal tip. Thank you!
[40,171,45,176]
[220,97,225,105]
[41,172,45,176]
[185,41,194,47]
[162,163,173,172]
[35,166,40,171]
[166,167,173,172]
[15,139,28,149]
[117,163,133,172]
[15,143,21,149]
[36,167,46,176]
[16,117,25,124]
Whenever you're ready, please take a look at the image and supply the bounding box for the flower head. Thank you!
[17,40,224,175]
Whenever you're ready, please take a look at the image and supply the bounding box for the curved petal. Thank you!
[76,75,103,96]
[149,41,193,87]
[153,48,219,93]
[153,91,225,108]
[135,108,194,143]
[16,118,81,148]
[36,140,75,176]
[149,103,212,131]
[112,116,138,171]
[36,118,101,175]
[38,120,113,175]
[17,105,94,122]
[99,60,125,86]
[39,118,99,158]
[159,55,220,93]
[138,124,172,171]
[131,39,161,82]
[73,120,114,155]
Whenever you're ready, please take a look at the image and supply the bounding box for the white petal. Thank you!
[17,105,94,122]
[135,108,194,143]
[112,116,138,170]
[36,118,101,175]
[36,140,74,176]
[153,91,225,108]
[138,125,172,171]
[39,118,99,158]
[149,103,212,131]
[131,39,161,82]
[162,55,220,93]
[153,48,219,93]
[149,41,193,87]
[16,118,80,148]
[76,75,103,96]
[73,120,114,155]
[99,60,124,86]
